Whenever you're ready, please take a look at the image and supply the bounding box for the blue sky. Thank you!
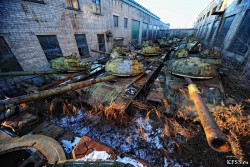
[135,0,212,28]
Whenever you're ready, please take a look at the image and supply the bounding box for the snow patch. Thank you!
[117,156,144,167]
[164,157,182,167]
[136,117,163,149]
[77,151,111,161]
[61,137,80,154]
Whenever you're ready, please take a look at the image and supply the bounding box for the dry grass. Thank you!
[163,120,171,137]
[87,99,128,125]
[49,95,78,117]
[211,103,250,160]
[221,56,250,101]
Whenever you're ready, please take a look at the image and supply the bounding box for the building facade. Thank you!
[0,0,168,72]
[194,0,250,64]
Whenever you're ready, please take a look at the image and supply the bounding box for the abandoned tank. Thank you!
[0,37,248,167]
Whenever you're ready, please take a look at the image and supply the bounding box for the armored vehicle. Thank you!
[50,53,91,71]
[168,57,217,79]
[105,58,144,76]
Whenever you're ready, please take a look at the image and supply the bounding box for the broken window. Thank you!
[131,20,140,44]
[0,37,23,72]
[228,10,250,55]
[66,0,79,10]
[97,34,106,52]
[214,15,235,47]
[37,35,62,61]
[113,15,118,27]
[92,0,101,14]
[124,18,128,28]
[75,34,89,57]
[142,22,148,42]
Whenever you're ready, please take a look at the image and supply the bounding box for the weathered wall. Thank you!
[166,29,196,38]
[0,0,168,72]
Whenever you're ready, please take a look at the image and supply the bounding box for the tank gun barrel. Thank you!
[0,75,116,107]
[128,41,139,49]
[0,70,72,77]
[91,49,110,55]
[185,77,231,152]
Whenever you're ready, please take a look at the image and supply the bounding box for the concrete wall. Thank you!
[166,29,196,38]
[194,0,250,65]
[0,0,168,72]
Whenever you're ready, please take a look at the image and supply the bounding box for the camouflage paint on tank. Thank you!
[111,46,128,54]
[50,53,91,71]
[174,49,189,58]
[105,58,144,76]
[142,40,153,47]
[141,46,162,55]
[201,48,222,58]
[157,39,172,47]
[168,57,217,79]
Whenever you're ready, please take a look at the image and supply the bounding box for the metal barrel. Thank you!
[185,77,231,152]
[0,75,116,106]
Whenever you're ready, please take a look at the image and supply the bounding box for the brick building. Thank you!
[194,0,250,66]
[0,0,169,72]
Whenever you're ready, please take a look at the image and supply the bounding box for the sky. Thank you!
[135,0,212,28]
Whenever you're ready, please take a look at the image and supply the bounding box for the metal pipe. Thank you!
[185,77,231,152]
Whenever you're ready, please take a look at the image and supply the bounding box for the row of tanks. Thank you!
[0,38,167,166]
[0,35,232,166]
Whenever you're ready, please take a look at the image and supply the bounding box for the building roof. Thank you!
[122,0,160,20]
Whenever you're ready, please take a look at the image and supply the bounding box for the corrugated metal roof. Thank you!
[122,0,160,20]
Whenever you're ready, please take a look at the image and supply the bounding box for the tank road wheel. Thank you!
[0,135,66,165]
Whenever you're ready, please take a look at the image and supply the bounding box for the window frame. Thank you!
[92,0,101,14]
[37,35,63,61]
[131,19,140,44]
[228,10,250,55]
[66,0,80,11]
[141,22,148,42]
[214,15,235,47]
[75,34,90,57]
[0,36,23,72]
[113,15,119,27]
[97,34,106,52]
[124,18,128,28]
